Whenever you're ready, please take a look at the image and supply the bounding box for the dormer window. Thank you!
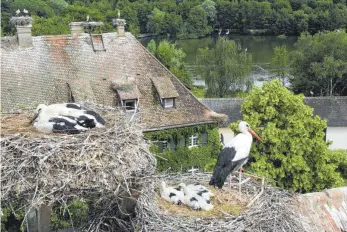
[162,98,175,109]
[111,80,141,113]
[150,76,179,109]
[123,99,137,112]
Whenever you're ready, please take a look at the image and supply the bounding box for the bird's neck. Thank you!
[242,131,253,143]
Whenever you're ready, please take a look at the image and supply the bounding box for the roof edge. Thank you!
[143,120,217,132]
[133,38,217,118]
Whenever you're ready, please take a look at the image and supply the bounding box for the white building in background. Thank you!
[305,97,347,150]
[201,97,347,150]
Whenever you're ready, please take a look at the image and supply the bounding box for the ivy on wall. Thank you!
[144,123,222,172]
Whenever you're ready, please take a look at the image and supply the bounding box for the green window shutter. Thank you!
[202,132,208,146]
[156,141,164,153]
[180,137,186,147]
[170,138,177,150]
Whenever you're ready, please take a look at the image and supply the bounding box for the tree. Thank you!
[201,0,217,25]
[147,40,193,88]
[272,45,289,85]
[290,30,347,96]
[196,37,252,97]
[178,5,212,39]
[146,39,156,55]
[230,79,346,193]
[146,8,166,35]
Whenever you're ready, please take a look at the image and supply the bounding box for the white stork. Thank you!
[225,29,230,35]
[160,181,184,205]
[30,103,106,129]
[33,115,90,134]
[178,183,213,211]
[209,121,262,194]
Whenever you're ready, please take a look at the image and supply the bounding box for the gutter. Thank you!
[143,120,217,132]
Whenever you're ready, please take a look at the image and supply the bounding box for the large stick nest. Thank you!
[1,103,156,230]
[132,173,313,232]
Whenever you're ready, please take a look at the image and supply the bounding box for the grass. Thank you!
[156,186,249,219]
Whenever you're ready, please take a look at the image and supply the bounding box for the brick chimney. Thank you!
[69,22,85,35]
[10,16,33,47]
[16,24,32,47]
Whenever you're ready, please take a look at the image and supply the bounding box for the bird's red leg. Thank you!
[216,188,223,203]
[239,166,243,201]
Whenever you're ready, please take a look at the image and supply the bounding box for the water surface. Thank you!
[140,35,298,86]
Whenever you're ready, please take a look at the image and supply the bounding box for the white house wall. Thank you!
[327,127,347,150]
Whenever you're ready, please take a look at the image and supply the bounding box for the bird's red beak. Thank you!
[248,128,262,143]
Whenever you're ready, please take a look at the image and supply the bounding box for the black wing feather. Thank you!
[209,147,246,189]
[49,117,81,134]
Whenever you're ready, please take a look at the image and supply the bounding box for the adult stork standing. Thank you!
[209,121,262,199]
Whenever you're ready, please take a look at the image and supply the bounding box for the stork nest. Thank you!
[0,103,156,231]
[10,16,33,26]
[132,172,312,232]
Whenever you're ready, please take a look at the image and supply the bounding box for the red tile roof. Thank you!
[1,32,216,130]
[296,187,347,232]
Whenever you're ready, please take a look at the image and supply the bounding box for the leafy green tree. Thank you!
[230,79,346,193]
[32,15,70,36]
[147,40,193,88]
[146,39,156,55]
[290,30,347,96]
[178,5,212,39]
[201,0,217,25]
[146,8,166,35]
[272,45,290,84]
[196,37,252,97]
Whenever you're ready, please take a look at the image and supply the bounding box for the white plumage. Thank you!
[178,183,213,211]
[185,183,214,201]
[34,115,89,134]
[15,9,20,15]
[160,181,184,205]
[23,9,29,14]
[209,121,262,189]
[32,103,105,128]
[30,103,106,134]
[225,29,230,35]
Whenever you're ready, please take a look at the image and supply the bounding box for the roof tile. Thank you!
[1,32,216,130]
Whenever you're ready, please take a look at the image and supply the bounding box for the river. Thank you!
[139,35,298,87]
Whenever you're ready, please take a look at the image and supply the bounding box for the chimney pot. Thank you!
[112,19,126,37]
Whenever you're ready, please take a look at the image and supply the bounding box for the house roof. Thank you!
[1,32,216,130]
[304,97,347,127]
[199,98,243,127]
[200,97,347,127]
[296,187,347,232]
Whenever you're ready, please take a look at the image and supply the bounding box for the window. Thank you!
[188,133,199,148]
[201,132,208,146]
[156,140,168,153]
[162,98,174,109]
[123,100,137,112]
